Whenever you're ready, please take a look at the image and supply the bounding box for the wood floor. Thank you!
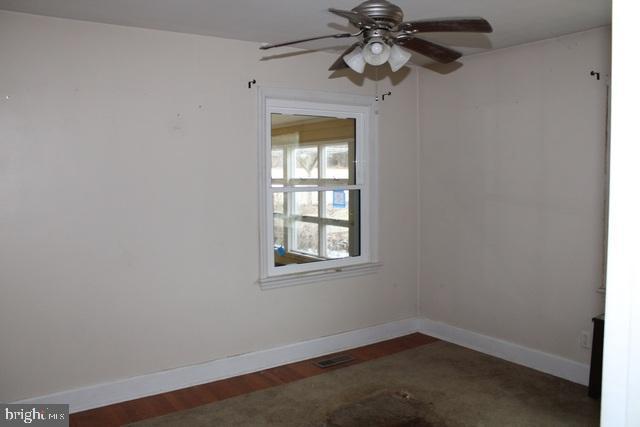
[70,333,438,427]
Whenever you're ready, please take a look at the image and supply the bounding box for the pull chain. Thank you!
[375,67,379,102]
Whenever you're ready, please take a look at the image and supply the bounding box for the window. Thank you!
[258,88,379,288]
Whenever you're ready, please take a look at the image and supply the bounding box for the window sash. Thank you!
[273,189,359,259]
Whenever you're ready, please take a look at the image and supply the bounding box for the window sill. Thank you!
[258,262,382,290]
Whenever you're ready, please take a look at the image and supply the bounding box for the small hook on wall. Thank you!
[248,79,257,89]
[590,71,601,81]
[376,91,392,101]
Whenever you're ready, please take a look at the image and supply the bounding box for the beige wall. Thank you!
[418,27,611,364]
[0,11,419,402]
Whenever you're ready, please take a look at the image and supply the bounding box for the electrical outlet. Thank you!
[580,331,592,349]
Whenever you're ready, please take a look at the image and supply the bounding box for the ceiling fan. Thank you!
[260,0,493,73]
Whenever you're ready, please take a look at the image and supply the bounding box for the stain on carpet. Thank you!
[324,390,447,427]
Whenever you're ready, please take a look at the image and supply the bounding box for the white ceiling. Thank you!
[0,0,611,58]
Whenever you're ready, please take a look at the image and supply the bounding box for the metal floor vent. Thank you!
[313,354,354,368]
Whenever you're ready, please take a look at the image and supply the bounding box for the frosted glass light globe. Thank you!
[370,42,384,55]
[343,46,366,74]
[363,39,391,66]
[388,45,412,72]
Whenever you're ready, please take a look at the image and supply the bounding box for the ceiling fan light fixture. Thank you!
[388,44,412,72]
[363,38,391,66]
[260,1,493,74]
[343,46,366,73]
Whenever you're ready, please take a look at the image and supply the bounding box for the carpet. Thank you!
[128,341,599,426]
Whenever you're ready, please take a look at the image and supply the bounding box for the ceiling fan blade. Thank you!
[260,33,353,50]
[395,37,462,64]
[329,8,376,29]
[397,18,493,34]
[328,43,360,71]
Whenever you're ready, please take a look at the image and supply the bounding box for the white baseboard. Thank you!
[15,318,420,413]
[16,317,589,413]
[417,318,590,385]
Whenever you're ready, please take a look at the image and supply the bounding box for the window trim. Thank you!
[257,87,380,289]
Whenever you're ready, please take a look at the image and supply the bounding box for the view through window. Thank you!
[270,114,360,267]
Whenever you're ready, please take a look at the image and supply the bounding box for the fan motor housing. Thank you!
[352,0,404,28]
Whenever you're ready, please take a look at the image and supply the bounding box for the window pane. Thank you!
[292,147,318,179]
[271,148,284,180]
[273,192,284,215]
[322,145,349,180]
[326,225,350,259]
[273,217,284,249]
[292,222,318,256]
[325,190,350,220]
[293,191,318,217]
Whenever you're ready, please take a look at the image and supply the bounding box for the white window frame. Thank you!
[257,87,380,289]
